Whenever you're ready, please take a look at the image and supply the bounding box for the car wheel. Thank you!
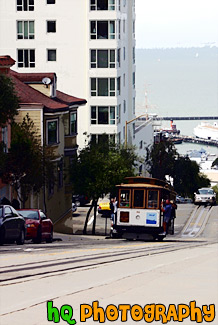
[0,228,5,245]
[75,200,81,207]
[16,228,25,245]
[34,227,42,244]
[46,229,53,243]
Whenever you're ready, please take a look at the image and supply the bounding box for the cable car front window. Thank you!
[147,190,158,209]
[133,189,145,208]
[119,189,131,207]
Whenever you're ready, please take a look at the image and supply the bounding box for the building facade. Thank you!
[0,55,86,223]
[0,0,136,148]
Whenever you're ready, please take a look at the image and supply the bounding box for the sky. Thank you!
[135,0,218,48]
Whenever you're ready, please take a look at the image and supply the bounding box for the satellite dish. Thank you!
[42,77,51,85]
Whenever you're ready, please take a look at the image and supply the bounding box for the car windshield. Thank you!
[19,210,39,220]
[198,189,213,195]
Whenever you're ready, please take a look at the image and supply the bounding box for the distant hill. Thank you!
[136,47,218,118]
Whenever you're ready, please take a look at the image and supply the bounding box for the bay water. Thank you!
[135,47,218,155]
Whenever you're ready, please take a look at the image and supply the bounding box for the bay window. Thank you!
[91,78,117,96]
[91,49,115,68]
[90,21,115,39]
[91,106,116,125]
[47,119,58,145]
[17,0,34,11]
[17,49,35,67]
[90,0,115,10]
[17,21,34,39]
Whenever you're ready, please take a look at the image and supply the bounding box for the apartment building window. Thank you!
[117,77,121,95]
[91,106,116,125]
[90,49,115,68]
[17,21,34,39]
[90,0,115,10]
[123,47,126,60]
[47,119,58,145]
[118,0,120,10]
[117,104,121,123]
[47,0,55,3]
[90,21,115,39]
[70,112,77,134]
[133,47,135,64]
[133,97,135,114]
[118,20,121,39]
[17,0,34,11]
[123,73,125,87]
[117,132,121,144]
[139,140,143,149]
[117,48,120,67]
[91,78,116,96]
[91,134,115,144]
[17,49,35,67]
[47,21,56,33]
[133,72,135,89]
[47,49,56,61]
[123,19,125,33]
[123,100,126,113]
[133,20,135,37]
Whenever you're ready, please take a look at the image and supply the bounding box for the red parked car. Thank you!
[18,209,53,243]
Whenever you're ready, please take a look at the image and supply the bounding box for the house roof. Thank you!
[0,56,16,67]
[11,70,56,83]
[7,70,86,113]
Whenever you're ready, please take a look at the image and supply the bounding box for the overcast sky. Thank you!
[135,0,218,48]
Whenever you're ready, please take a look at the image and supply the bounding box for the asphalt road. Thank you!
[0,204,217,325]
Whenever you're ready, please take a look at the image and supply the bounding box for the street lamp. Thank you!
[125,113,149,148]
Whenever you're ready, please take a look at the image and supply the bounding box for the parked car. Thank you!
[72,195,90,207]
[176,196,185,204]
[72,202,77,213]
[194,188,216,206]
[18,209,53,243]
[0,205,26,245]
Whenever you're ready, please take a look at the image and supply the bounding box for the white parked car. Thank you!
[194,188,216,206]
[72,202,77,213]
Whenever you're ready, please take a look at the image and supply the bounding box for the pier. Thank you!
[156,116,218,121]
[171,134,218,147]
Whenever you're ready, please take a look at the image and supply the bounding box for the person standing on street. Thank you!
[110,198,115,222]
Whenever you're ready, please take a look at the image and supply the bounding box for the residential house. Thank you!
[0,55,86,223]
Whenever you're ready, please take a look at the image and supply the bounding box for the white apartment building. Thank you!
[0,0,136,148]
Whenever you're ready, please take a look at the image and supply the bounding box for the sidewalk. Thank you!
[54,198,112,236]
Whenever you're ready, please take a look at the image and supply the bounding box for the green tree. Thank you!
[70,136,138,234]
[146,140,177,180]
[0,74,19,127]
[2,114,55,208]
[173,156,210,198]
[146,139,210,197]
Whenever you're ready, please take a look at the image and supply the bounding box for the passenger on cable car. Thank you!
[161,199,172,235]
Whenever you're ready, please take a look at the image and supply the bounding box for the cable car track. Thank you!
[0,239,216,285]
[181,205,214,238]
